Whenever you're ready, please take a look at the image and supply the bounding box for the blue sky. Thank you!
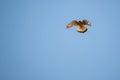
[1,0,120,80]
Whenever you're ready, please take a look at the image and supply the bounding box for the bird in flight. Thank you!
[66,19,92,33]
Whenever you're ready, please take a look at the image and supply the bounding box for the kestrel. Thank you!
[67,19,92,33]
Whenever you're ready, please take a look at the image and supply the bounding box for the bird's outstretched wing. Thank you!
[66,20,78,28]
[82,19,92,26]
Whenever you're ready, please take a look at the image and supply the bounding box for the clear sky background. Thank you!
[1,0,120,80]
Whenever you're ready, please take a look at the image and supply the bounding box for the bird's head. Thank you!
[78,20,82,23]
[82,19,92,26]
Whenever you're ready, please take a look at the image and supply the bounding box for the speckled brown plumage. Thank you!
[67,19,91,33]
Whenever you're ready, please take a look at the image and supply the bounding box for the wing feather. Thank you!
[82,19,92,26]
[66,20,79,28]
